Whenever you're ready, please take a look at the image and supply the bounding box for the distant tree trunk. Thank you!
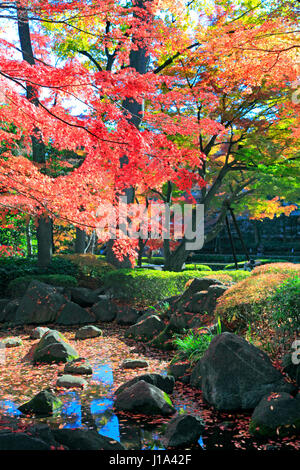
[75,227,86,253]
[253,220,261,251]
[137,238,146,267]
[17,3,53,267]
[25,218,32,257]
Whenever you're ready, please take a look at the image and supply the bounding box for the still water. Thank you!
[0,362,204,450]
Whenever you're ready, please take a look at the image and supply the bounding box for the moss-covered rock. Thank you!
[249,392,300,437]
[33,330,78,364]
[114,380,175,416]
[18,390,62,416]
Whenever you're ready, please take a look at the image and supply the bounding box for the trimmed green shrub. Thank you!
[184,264,212,271]
[103,269,247,305]
[7,274,78,297]
[141,256,164,265]
[0,256,77,296]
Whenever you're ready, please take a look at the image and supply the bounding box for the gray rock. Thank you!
[26,424,60,448]
[125,315,165,341]
[116,306,141,325]
[64,357,93,375]
[202,285,229,315]
[173,278,224,314]
[18,389,63,416]
[14,281,67,325]
[115,374,175,395]
[30,327,50,339]
[169,311,197,331]
[33,330,78,364]
[56,374,88,388]
[70,287,102,307]
[164,414,204,447]
[0,299,10,321]
[191,333,295,410]
[52,429,124,450]
[75,325,102,340]
[249,392,300,437]
[56,301,96,325]
[0,298,21,323]
[0,337,22,348]
[91,299,118,322]
[114,380,176,416]
[168,362,191,384]
[0,432,52,450]
[190,291,208,314]
[121,359,149,369]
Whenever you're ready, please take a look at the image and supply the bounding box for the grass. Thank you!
[172,319,222,364]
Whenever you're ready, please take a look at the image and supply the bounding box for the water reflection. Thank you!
[0,400,22,417]
[0,361,204,450]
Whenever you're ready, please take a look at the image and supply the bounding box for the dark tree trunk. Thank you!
[137,238,146,267]
[163,239,188,272]
[36,216,53,267]
[17,3,53,267]
[75,227,86,253]
[106,0,150,268]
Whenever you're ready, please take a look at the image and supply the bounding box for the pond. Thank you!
[0,329,298,452]
[0,361,204,450]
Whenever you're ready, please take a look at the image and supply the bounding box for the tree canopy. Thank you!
[0,0,299,266]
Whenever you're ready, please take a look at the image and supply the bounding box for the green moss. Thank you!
[249,418,300,438]
[163,392,173,407]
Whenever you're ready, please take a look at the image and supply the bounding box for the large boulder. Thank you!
[52,429,124,450]
[14,281,67,325]
[33,330,79,364]
[116,306,141,325]
[115,374,175,395]
[114,380,176,416]
[70,287,103,307]
[189,291,208,314]
[190,333,295,410]
[190,285,228,315]
[91,298,118,322]
[56,301,95,325]
[125,315,165,341]
[75,325,102,340]
[163,414,204,448]
[18,389,63,416]
[172,278,225,314]
[249,392,300,437]
[0,432,52,450]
